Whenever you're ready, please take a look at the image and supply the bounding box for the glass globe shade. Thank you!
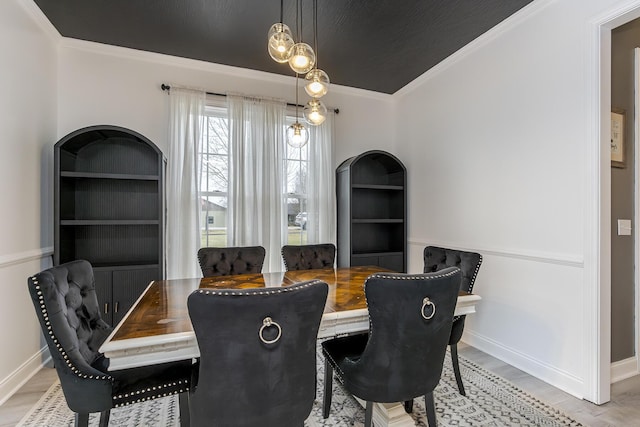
[304,69,330,98]
[268,22,292,40]
[288,43,316,74]
[286,122,309,148]
[303,99,327,126]
[268,23,294,63]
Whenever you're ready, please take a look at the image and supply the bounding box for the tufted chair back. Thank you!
[28,260,114,413]
[423,245,482,397]
[188,279,329,427]
[281,243,336,271]
[28,260,192,427]
[423,246,482,294]
[197,246,266,277]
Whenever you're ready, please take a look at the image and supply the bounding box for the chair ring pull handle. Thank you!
[259,317,282,344]
[421,297,436,320]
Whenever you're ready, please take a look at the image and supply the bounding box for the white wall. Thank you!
[0,0,57,404]
[55,41,396,166]
[396,0,630,399]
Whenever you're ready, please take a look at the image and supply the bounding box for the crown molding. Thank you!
[20,0,61,40]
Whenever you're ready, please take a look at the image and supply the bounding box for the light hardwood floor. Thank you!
[1,345,639,426]
[0,365,57,427]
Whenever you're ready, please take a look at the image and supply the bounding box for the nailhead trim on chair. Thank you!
[196,280,322,296]
[323,346,346,383]
[113,380,190,407]
[31,277,112,381]
[368,270,460,281]
[453,254,481,322]
[465,254,482,293]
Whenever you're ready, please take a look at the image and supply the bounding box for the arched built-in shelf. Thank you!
[54,125,165,325]
[336,150,407,272]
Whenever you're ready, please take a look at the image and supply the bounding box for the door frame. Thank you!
[634,47,640,380]
[591,1,640,404]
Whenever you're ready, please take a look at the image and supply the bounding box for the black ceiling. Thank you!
[33,0,533,94]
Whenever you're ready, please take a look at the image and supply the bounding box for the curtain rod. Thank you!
[160,84,339,114]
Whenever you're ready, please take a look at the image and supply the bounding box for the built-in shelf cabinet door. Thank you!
[54,125,165,327]
[336,150,407,272]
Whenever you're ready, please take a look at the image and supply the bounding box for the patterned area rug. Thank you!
[17,350,582,427]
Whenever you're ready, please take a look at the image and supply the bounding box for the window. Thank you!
[199,105,229,247]
[198,105,310,247]
[285,115,309,245]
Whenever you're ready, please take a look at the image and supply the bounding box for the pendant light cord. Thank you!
[314,0,318,67]
[295,0,300,121]
[295,73,300,119]
[299,0,303,42]
[280,0,283,23]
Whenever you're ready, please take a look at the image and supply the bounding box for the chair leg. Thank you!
[404,399,413,413]
[424,392,437,427]
[179,391,190,427]
[451,344,466,396]
[74,413,89,427]
[323,358,333,419]
[364,401,373,427]
[98,410,110,427]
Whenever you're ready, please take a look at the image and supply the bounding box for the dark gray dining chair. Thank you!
[322,268,461,427]
[27,260,191,427]
[197,245,266,277]
[424,245,483,396]
[187,279,329,427]
[281,243,336,271]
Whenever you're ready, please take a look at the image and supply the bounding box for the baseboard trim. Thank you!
[611,356,639,383]
[463,330,584,399]
[0,347,52,406]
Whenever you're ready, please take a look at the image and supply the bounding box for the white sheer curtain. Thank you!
[166,87,205,279]
[227,94,287,272]
[306,111,336,245]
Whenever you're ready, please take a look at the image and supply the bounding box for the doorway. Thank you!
[594,1,640,405]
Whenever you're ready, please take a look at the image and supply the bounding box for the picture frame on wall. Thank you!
[611,109,625,168]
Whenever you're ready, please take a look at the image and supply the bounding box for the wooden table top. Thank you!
[111,265,393,342]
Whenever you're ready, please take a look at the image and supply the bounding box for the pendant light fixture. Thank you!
[287,74,309,148]
[268,23,294,63]
[304,0,329,99]
[304,69,330,98]
[267,0,294,63]
[303,98,327,126]
[269,0,329,145]
[288,0,315,74]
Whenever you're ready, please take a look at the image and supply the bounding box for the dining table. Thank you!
[99,265,481,427]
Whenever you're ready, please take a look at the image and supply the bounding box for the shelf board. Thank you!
[60,220,159,225]
[60,171,159,181]
[352,251,404,257]
[352,184,404,190]
[92,263,160,271]
[352,219,404,224]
